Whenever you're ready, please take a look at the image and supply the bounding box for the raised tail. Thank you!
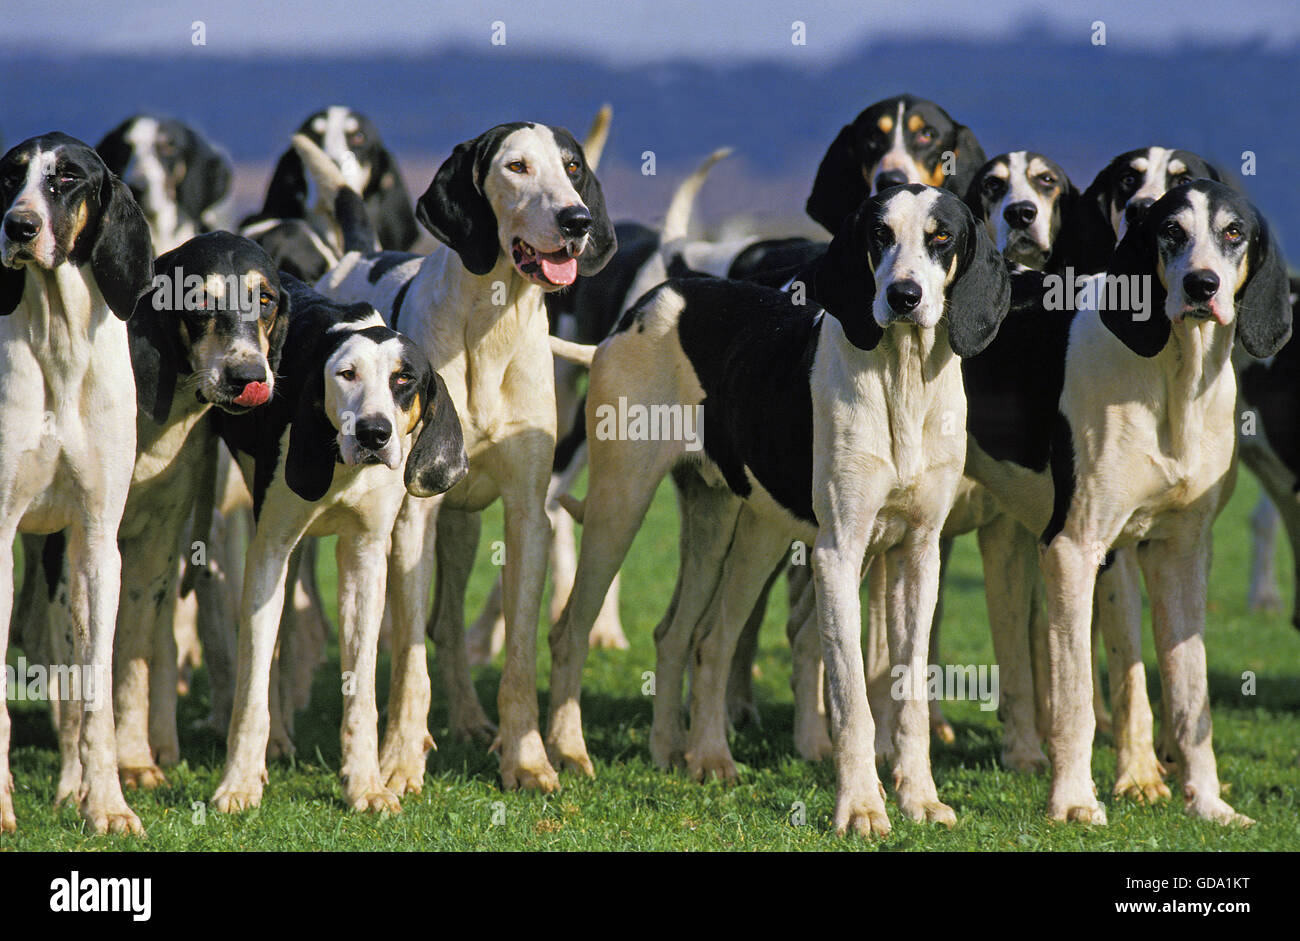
[582,104,613,172]
[290,133,378,255]
[549,335,597,367]
[660,146,733,243]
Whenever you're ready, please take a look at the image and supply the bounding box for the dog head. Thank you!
[97,115,231,252]
[1057,146,1221,273]
[1,132,153,319]
[415,122,617,286]
[966,151,1076,269]
[806,95,986,234]
[816,184,1009,356]
[279,278,467,502]
[132,231,288,424]
[1103,180,1290,358]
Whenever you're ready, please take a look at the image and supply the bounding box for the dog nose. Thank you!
[222,363,267,391]
[1125,198,1154,225]
[1003,201,1037,229]
[556,205,592,238]
[355,416,393,451]
[3,211,41,243]
[886,280,923,315]
[874,170,909,193]
[1183,269,1220,302]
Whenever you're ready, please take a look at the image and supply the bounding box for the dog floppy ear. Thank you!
[176,133,232,225]
[806,124,867,236]
[0,265,23,316]
[1045,177,1081,272]
[265,279,292,375]
[1235,215,1292,358]
[365,147,419,250]
[416,133,501,276]
[128,257,185,425]
[285,355,340,502]
[809,201,881,350]
[947,202,1011,357]
[1052,169,1119,274]
[1100,212,1170,357]
[261,149,308,220]
[946,123,987,198]
[405,366,468,498]
[92,173,154,320]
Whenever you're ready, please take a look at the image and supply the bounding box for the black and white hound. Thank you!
[211,274,466,812]
[96,116,232,253]
[0,133,154,834]
[965,180,1289,825]
[241,106,419,281]
[311,121,615,796]
[805,95,986,235]
[965,151,1077,270]
[32,232,288,798]
[1051,146,1222,273]
[546,184,1011,835]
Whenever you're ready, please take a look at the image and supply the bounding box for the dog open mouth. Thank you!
[512,238,578,286]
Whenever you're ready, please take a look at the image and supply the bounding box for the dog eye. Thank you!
[1120,171,1140,189]
[931,230,951,244]
[349,132,366,148]
[873,224,892,242]
[1160,221,1184,241]
[338,368,357,381]
[981,177,1005,196]
[1038,173,1056,186]
[565,160,580,175]
[1223,223,1243,243]
[916,127,935,143]
[394,373,413,385]
[507,160,527,174]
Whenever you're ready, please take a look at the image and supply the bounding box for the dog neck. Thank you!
[12,262,110,377]
[1157,316,1236,464]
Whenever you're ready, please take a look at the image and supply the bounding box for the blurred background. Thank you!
[3,0,1298,244]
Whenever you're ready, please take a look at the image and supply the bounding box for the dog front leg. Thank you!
[213,520,300,813]
[1040,533,1106,824]
[0,528,18,832]
[884,532,955,826]
[1096,548,1168,804]
[1139,536,1252,825]
[67,524,143,835]
[786,565,832,762]
[337,532,400,813]
[380,493,438,796]
[814,533,890,838]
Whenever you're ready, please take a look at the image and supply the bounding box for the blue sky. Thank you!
[7,0,1298,60]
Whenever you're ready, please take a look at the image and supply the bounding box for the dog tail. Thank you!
[582,104,613,172]
[557,492,585,524]
[290,133,377,255]
[549,335,597,367]
[661,147,733,243]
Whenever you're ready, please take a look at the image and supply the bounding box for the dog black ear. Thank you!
[92,173,154,320]
[1100,212,1170,357]
[810,201,881,350]
[94,121,132,176]
[947,203,1012,357]
[1045,177,1081,272]
[0,264,23,316]
[128,257,184,424]
[1235,215,1292,358]
[416,134,500,276]
[1052,169,1119,274]
[566,133,617,277]
[365,147,419,250]
[176,133,232,225]
[405,367,468,498]
[947,124,987,198]
[806,125,867,236]
[261,149,309,219]
[285,357,339,502]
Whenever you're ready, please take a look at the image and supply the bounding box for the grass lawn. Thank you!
[4,469,1299,851]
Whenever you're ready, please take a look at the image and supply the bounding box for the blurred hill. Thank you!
[3,27,1296,244]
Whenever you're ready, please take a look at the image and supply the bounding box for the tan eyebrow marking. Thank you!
[877,115,893,133]
[907,114,925,132]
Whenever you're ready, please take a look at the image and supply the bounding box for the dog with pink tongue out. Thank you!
[308,120,618,796]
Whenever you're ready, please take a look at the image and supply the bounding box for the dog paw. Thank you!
[726,697,762,731]
[546,732,595,779]
[497,730,560,793]
[79,789,145,836]
[894,772,957,827]
[153,740,180,768]
[212,769,267,813]
[1114,755,1171,805]
[0,777,16,833]
[649,726,687,770]
[120,765,169,791]
[1184,787,1254,827]
[448,703,497,745]
[265,731,295,761]
[794,722,833,763]
[930,714,956,746]
[379,732,433,797]
[1048,782,1108,825]
[587,617,629,651]
[1001,743,1050,774]
[834,784,892,838]
[344,779,402,814]
[686,745,737,783]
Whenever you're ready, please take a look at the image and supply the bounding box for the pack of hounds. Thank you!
[0,94,1295,838]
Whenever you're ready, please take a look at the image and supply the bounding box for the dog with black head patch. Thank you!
[0,132,153,835]
[97,116,232,253]
[210,273,465,814]
[310,120,615,799]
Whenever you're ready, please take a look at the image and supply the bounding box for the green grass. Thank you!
[4,470,1300,851]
